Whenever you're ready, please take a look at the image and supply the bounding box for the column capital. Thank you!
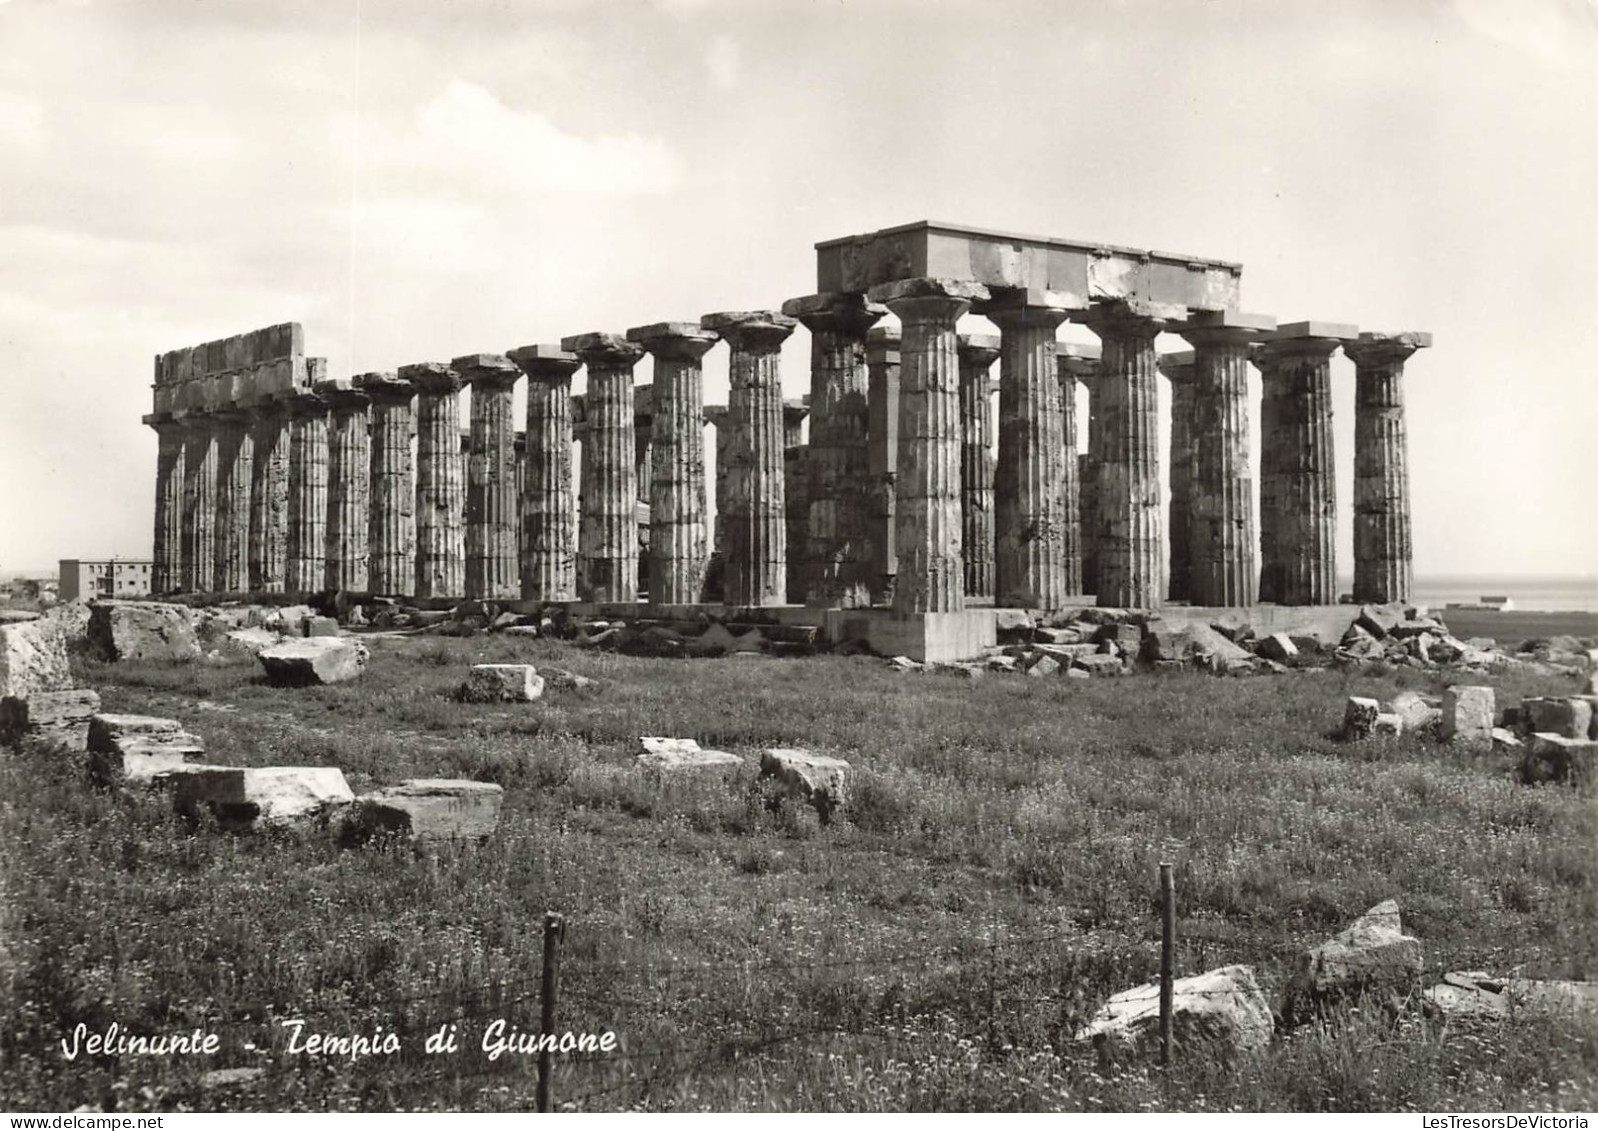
[313,377,370,410]
[703,403,729,427]
[398,362,462,394]
[1178,309,1278,350]
[866,277,988,325]
[1076,298,1181,340]
[700,310,797,353]
[956,333,1001,369]
[1342,330,1432,368]
[1055,342,1102,381]
[452,353,521,389]
[865,326,901,366]
[1156,350,1196,381]
[282,391,329,419]
[1252,321,1358,366]
[781,291,888,338]
[143,411,182,433]
[983,293,1074,333]
[560,332,644,367]
[626,322,720,362]
[353,371,415,404]
[783,399,810,430]
[507,344,581,382]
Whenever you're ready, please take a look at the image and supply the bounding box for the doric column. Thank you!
[700,311,797,607]
[634,385,654,508]
[1056,343,1098,601]
[1180,311,1276,607]
[1080,368,1103,596]
[1157,352,1196,603]
[625,324,719,606]
[562,333,644,603]
[508,346,581,601]
[455,354,521,600]
[284,391,329,593]
[783,401,810,603]
[354,372,416,598]
[211,408,253,593]
[782,292,887,609]
[317,379,371,593]
[867,278,988,615]
[248,399,289,592]
[866,327,901,604]
[956,334,1000,602]
[701,404,731,602]
[990,297,1074,609]
[402,363,465,599]
[1254,322,1356,605]
[145,413,184,594]
[179,412,217,593]
[1079,301,1170,609]
[514,431,527,578]
[1345,331,1430,605]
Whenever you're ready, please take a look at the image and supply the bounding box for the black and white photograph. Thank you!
[1,0,1595,1117]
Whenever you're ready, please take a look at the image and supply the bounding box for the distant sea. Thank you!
[1394,575,1598,613]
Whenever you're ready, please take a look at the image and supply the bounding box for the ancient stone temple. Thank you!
[146,221,1428,663]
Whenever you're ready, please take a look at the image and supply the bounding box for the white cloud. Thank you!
[706,34,741,89]
[404,80,684,196]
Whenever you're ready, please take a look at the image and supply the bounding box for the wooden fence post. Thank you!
[538,911,565,1113]
[1159,862,1175,1067]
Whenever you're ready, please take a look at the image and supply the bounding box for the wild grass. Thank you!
[1,634,1594,1112]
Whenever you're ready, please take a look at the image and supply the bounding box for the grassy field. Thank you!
[2,633,1595,1113]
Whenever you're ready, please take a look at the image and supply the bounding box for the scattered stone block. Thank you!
[302,615,340,637]
[455,664,544,703]
[1074,653,1123,675]
[886,655,924,672]
[1356,604,1404,639]
[1065,667,1091,679]
[1257,632,1298,662]
[1441,685,1494,743]
[1033,626,1081,645]
[221,627,285,658]
[1425,972,1598,1021]
[1093,623,1143,652]
[175,765,355,829]
[1281,900,1423,1024]
[1387,691,1441,732]
[1520,733,1597,785]
[87,714,207,784]
[759,747,850,822]
[0,616,71,699]
[1523,697,1594,741]
[1186,623,1253,667]
[349,779,503,841]
[87,712,186,751]
[501,624,541,638]
[993,608,1034,642]
[1491,727,1522,752]
[257,637,369,686]
[635,737,744,777]
[1372,712,1403,735]
[985,654,1019,673]
[0,688,100,750]
[1143,626,1194,662]
[1343,697,1381,739]
[87,601,201,663]
[1023,654,1061,678]
[542,666,598,692]
[1077,965,1271,1059]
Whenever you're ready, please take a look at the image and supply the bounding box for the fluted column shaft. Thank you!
[146,416,184,594]
[248,401,289,592]
[1056,351,1094,599]
[702,312,796,607]
[179,414,217,593]
[284,394,328,593]
[354,373,415,598]
[1082,305,1166,609]
[508,348,579,602]
[627,326,718,605]
[957,335,1000,601]
[403,363,465,599]
[783,402,810,604]
[782,293,886,609]
[564,334,644,603]
[318,381,371,593]
[702,406,731,586]
[456,355,521,600]
[1184,326,1263,606]
[992,302,1072,609]
[870,280,985,615]
[211,411,253,592]
[1255,336,1341,605]
[866,329,901,603]
[1346,332,1428,604]
[1081,371,1103,596]
[1160,357,1196,603]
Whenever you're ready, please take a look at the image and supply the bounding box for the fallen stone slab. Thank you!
[87,601,201,663]
[348,779,503,841]
[257,637,369,686]
[1343,697,1381,739]
[542,666,598,692]
[87,712,188,752]
[1441,685,1494,743]
[1077,965,1271,1059]
[1356,604,1405,639]
[455,663,544,703]
[221,627,285,658]
[1522,697,1594,741]
[1387,691,1441,732]
[1372,712,1403,735]
[759,747,850,822]
[0,615,71,699]
[1073,653,1124,675]
[1424,972,1598,1021]
[1186,623,1253,667]
[1281,899,1423,1024]
[0,688,101,750]
[175,765,355,829]
[1519,733,1597,785]
[95,745,206,787]
[993,609,1034,642]
[635,736,744,777]
[1034,642,1100,661]
[1143,626,1196,663]
[1257,633,1298,662]
[1023,654,1061,678]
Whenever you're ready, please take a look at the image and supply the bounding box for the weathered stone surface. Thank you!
[1073,653,1124,674]
[317,380,371,593]
[1523,697,1594,741]
[404,362,466,600]
[1344,696,1382,739]
[957,334,1000,601]
[222,626,284,657]
[91,739,207,786]
[1441,685,1494,743]
[1372,712,1403,735]
[148,414,186,593]
[456,663,544,703]
[1256,632,1298,662]
[87,601,202,663]
[349,779,503,840]
[1187,623,1253,666]
[1024,654,1062,678]
[635,736,744,776]
[88,712,185,750]
[1424,972,1598,1021]
[356,372,416,597]
[179,414,218,592]
[1281,900,1423,1024]
[566,336,644,603]
[257,637,369,686]
[175,765,354,828]
[0,688,100,749]
[454,355,521,601]
[0,616,71,698]
[1077,965,1271,1058]
[283,392,329,593]
[759,747,850,822]
[1387,690,1441,732]
[302,615,339,637]
[993,608,1035,641]
[1346,332,1427,604]
[1520,733,1597,785]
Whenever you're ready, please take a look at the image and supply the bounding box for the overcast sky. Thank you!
[1,0,1594,581]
